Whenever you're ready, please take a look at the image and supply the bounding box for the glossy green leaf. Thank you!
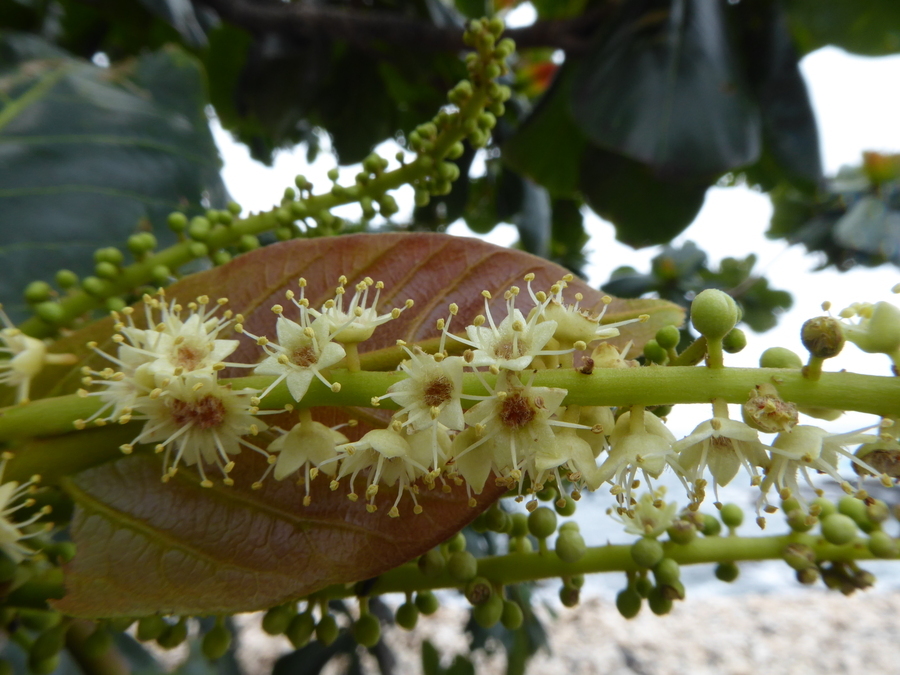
[571,0,761,179]
[52,233,683,617]
[0,33,226,319]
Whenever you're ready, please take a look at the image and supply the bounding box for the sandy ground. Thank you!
[228,589,900,675]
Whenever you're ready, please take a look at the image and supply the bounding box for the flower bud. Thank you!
[655,325,680,350]
[555,529,587,563]
[136,616,167,642]
[353,614,381,647]
[667,518,697,545]
[715,562,740,583]
[760,346,803,369]
[465,577,493,605]
[415,591,440,615]
[786,509,817,533]
[643,339,667,364]
[95,260,121,280]
[528,507,557,539]
[35,302,64,324]
[55,269,78,289]
[719,503,743,529]
[447,550,478,582]
[262,604,296,636]
[722,328,747,353]
[801,316,844,359]
[157,619,188,649]
[316,614,339,646]
[555,494,577,516]
[821,513,857,545]
[783,543,816,570]
[647,587,673,615]
[286,612,316,648]
[559,584,580,608]
[630,537,664,568]
[690,289,738,340]
[509,513,529,538]
[82,626,113,658]
[24,281,52,304]
[167,212,188,231]
[810,497,836,518]
[501,600,524,630]
[868,531,899,559]
[796,566,819,585]
[473,593,504,627]
[616,587,642,619]
[395,602,419,631]
[652,558,680,587]
[701,513,722,537]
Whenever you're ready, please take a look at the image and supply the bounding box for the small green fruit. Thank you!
[473,593,504,628]
[316,614,339,646]
[500,600,523,630]
[616,588,642,619]
[447,550,478,582]
[415,591,440,615]
[395,602,419,631]
[630,537,664,568]
[821,513,858,546]
[286,613,315,649]
[353,614,381,647]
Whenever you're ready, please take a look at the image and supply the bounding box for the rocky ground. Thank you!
[229,589,900,675]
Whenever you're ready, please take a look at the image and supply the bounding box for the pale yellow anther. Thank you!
[331,383,341,392]
[223,478,235,487]
[436,318,445,330]
[489,364,500,375]
[235,313,244,323]
[112,334,124,343]
[391,308,401,319]
[371,396,381,407]
[602,295,612,305]
[524,273,535,282]
[639,314,650,323]
[710,418,722,431]
[155,444,165,453]
[173,366,184,376]
[298,278,307,288]
[473,315,485,327]
[496,391,508,401]
[120,444,134,454]
[81,377,93,386]
[481,290,492,300]
[449,303,459,315]
[95,418,107,427]
[149,388,163,399]
[74,419,86,430]
[574,340,587,351]
[234,323,244,333]
[77,388,89,398]
[821,300,832,312]
[192,382,204,391]
[347,492,359,502]
[272,304,284,314]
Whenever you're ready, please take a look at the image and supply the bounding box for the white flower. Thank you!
[530,275,648,346]
[443,286,561,372]
[331,426,433,517]
[123,374,268,487]
[0,453,52,563]
[309,276,412,344]
[260,420,348,504]
[0,306,76,404]
[454,372,567,496]
[674,416,770,503]
[611,489,678,537]
[378,346,465,450]
[242,313,345,402]
[760,425,881,507]
[532,426,604,492]
[598,408,677,512]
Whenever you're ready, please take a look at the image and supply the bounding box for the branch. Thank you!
[195,0,615,53]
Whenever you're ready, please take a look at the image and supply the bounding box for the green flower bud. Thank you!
[188,216,211,240]
[801,316,844,359]
[631,537,664,568]
[634,576,653,598]
[838,496,869,525]
[715,562,740,583]
[227,201,242,215]
[316,614,339,646]
[504,513,525,538]
[470,513,488,534]
[446,142,465,160]
[701,514,722,537]
[82,626,113,658]
[501,600,523,630]
[487,17,504,36]
[653,558,680,587]
[211,250,232,266]
[643,339,667,364]
[558,521,579,533]
[488,101,506,117]
[667,518,697,545]
[786,509,817,533]
[286,612,315,649]
[104,297,125,312]
[655,325,680,350]
[106,617,135,633]
[19,611,60,633]
[473,593,504,627]
[378,195,399,217]
[690,289,738,340]
[660,579,686,601]
[275,226,293,241]
[465,577,493,606]
[447,550,478,582]
[559,584,580,608]
[796,566,819,585]
[136,616,167,642]
[55,269,78,289]
[291,202,309,218]
[867,530,898,558]
[782,543,816,570]
[35,301,65,324]
[719,503,743,529]
[555,495,577,516]
[616,587,642,619]
[353,614,381,648]
[239,234,260,252]
[528,507,557,539]
[24,281,53,304]
[415,591,440,615]
[294,175,310,190]
[867,500,890,524]
[811,497,836,518]
[722,328,747,353]
[760,346,803,369]
[555,529,587,564]
[262,604,296,636]
[821,513,858,545]
[167,212,188,232]
[509,536,533,554]
[188,242,209,258]
[94,247,124,265]
[157,619,188,649]
[417,549,445,579]
[484,62,502,80]
[437,162,460,182]
[395,602,419,631]
[150,265,170,285]
[647,587,673,615]
[485,506,508,532]
[94,261,118,280]
[202,622,232,659]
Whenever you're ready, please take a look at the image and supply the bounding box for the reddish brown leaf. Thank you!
[54,233,683,617]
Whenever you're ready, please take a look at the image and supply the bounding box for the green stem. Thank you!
[670,337,707,367]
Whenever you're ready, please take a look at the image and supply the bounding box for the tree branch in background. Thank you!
[196,0,615,53]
